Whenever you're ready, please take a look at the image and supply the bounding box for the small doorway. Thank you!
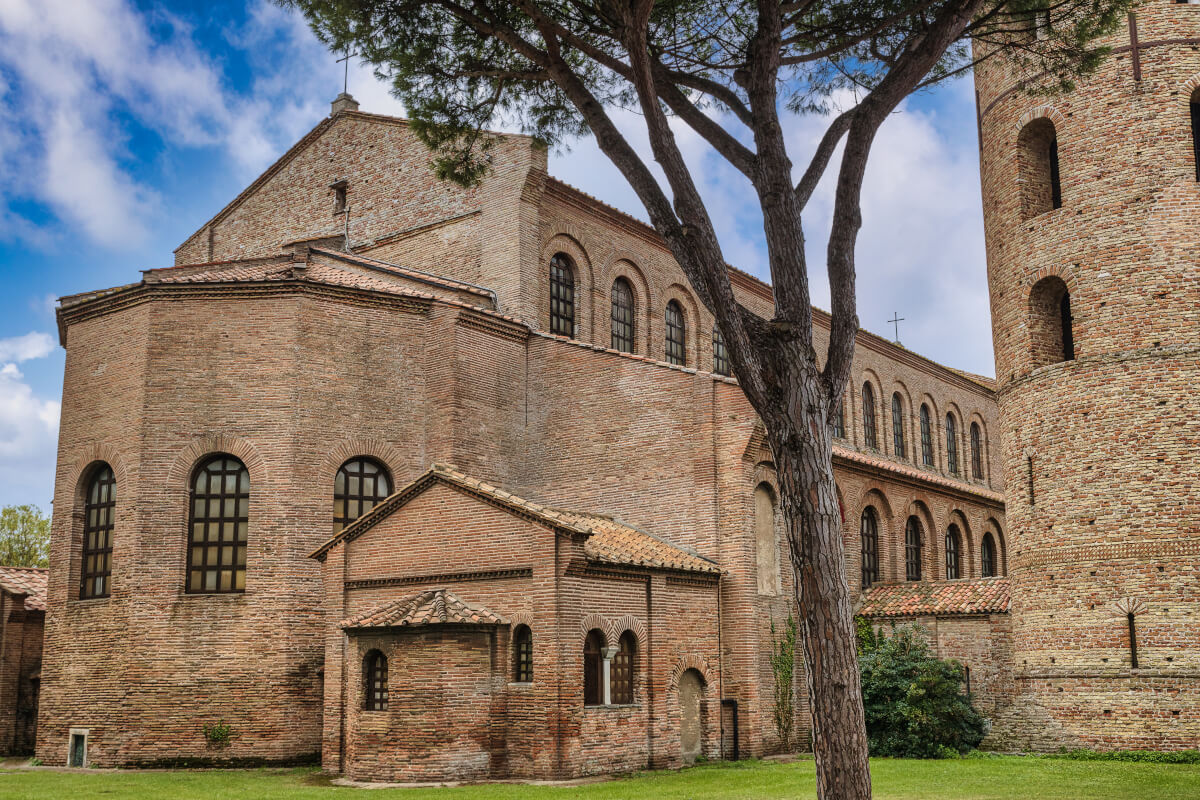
[68,730,87,767]
[678,669,705,765]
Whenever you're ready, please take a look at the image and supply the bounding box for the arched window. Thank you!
[860,507,879,590]
[712,326,730,376]
[611,631,636,704]
[1030,276,1074,366]
[80,464,116,599]
[832,398,846,439]
[970,423,984,481]
[1018,117,1061,219]
[549,253,575,337]
[945,524,961,579]
[1191,86,1199,182]
[946,414,959,476]
[512,624,533,683]
[665,301,686,366]
[611,278,635,353]
[905,516,923,581]
[363,649,388,711]
[862,382,877,450]
[920,404,933,466]
[583,629,606,706]
[754,484,780,595]
[891,393,906,458]
[187,455,249,594]
[334,457,392,533]
[981,533,997,578]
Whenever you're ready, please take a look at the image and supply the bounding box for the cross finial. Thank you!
[888,312,905,344]
[336,49,360,96]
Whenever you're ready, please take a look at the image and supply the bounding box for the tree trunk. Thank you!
[765,369,872,800]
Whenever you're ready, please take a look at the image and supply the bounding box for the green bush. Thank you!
[858,622,986,758]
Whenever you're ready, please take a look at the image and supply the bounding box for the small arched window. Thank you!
[754,484,780,595]
[665,301,686,366]
[891,393,906,459]
[80,464,116,599]
[612,631,636,704]
[1030,276,1074,366]
[583,629,606,706]
[1018,117,1061,219]
[712,326,730,376]
[945,524,961,579]
[862,383,877,450]
[334,457,392,533]
[860,507,879,590]
[363,649,388,711]
[920,404,933,466]
[1191,87,1199,182]
[611,278,635,353]
[512,624,533,683]
[981,533,997,578]
[187,455,249,594]
[905,516,923,581]
[946,414,959,476]
[832,398,846,439]
[549,253,576,337]
[970,423,984,481]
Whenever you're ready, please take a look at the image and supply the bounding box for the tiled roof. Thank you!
[341,588,504,629]
[857,578,1010,618]
[310,463,719,575]
[833,444,1005,504]
[0,567,48,611]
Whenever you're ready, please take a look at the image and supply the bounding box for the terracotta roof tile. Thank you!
[857,578,1010,618]
[341,588,504,629]
[0,567,48,611]
[834,445,1004,504]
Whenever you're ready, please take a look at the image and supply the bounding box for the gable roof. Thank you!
[0,567,48,612]
[341,588,504,630]
[309,463,720,575]
[857,578,1010,618]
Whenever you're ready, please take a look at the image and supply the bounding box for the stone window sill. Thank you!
[584,703,641,711]
[70,596,111,606]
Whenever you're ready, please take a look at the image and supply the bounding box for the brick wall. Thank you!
[0,595,42,756]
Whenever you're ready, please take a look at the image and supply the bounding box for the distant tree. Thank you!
[282,2,1133,796]
[0,505,50,568]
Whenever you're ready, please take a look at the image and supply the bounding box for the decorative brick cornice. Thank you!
[1014,536,1200,570]
[344,568,532,591]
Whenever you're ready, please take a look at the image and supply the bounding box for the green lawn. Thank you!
[0,757,1198,800]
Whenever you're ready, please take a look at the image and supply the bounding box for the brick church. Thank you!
[30,1,1199,779]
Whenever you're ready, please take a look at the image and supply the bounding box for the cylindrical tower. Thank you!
[975,3,1200,750]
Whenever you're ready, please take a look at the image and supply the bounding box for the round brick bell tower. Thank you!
[975,4,1200,750]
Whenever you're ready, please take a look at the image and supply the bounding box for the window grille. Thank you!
[334,458,392,533]
[665,301,686,366]
[611,278,635,353]
[186,455,249,594]
[905,516,923,581]
[80,464,116,599]
[550,253,575,337]
[860,507,879,589]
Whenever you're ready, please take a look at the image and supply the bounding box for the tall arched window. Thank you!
[981,533,997,578]
[611,278,635,353]
[905,516,923,581]
[862,382,877,450]
[970,423,984,481]
[945,414,959,476]
[754,484,780,595]
[832,398,846,439]
[920,404,933,466]
[1030,276,1074,366]
[712,326,730,376]
[1018,117,1061,219]
[187,455,249,594]
[612,631,636,704]
[549,253,575,337]
[891,393,906,459]
[512,624,533,683]
[860,507,879,590]
[665,301,686,366]
[363,649,388,711]
[945,524,961,579]
[583,629,606,706]
[80,464,116,599]
[1191,86,1199,182]
[334,457,392,533]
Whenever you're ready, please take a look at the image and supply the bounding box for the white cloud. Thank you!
[0,331,55,363]
[0,343,60,510]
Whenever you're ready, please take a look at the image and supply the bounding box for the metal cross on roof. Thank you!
[336,50,360,96]
[888,312,905,344]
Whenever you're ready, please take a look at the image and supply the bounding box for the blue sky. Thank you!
[0,0,992,512]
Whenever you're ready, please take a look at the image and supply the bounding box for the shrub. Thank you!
[202,720,234,749]
[858,622,986,758]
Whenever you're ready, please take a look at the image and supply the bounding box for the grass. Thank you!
[0,757,1198,800]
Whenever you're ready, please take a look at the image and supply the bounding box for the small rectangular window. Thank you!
[331,180,348,214]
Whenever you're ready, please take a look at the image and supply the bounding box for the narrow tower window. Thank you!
[860,507,879,590]
[905,516,923,581]
[970,423,984,481]
[665,301,686,366]
[712,325,730,376]
[549,253,575,337]
[611,278,635,353]
[862,382,877,450]
[945,524,961,579]
[891,393,906,459]
[1017,117,1062,219]
[832,398,846,439]
[1191,87,1200,182]
[80,464,116,599]
[1127,613,1139,669]
[920,404,933,466]
[945,414,959,476]
[981,533,997,578]
[1030,276,1074,367]
[1060,292,1075,361]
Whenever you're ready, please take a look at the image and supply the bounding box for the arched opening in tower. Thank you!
[1017,117,1062,219]
[1028,276,1074,367]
